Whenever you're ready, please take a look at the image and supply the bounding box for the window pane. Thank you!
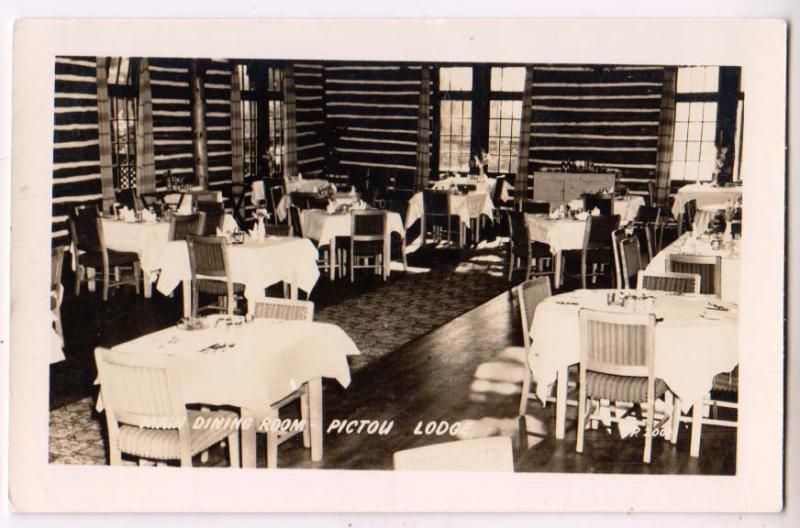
[439,99,472,172]
[685,161,700,180]
[703,67,720,92]
[677,68,692,93]
[686,142,701,161]
[701,122,716,142]
[703,102,718,122]
[699,160,716,181]
[670,160,686,180]
[439,67,472,91]
[700,141,717,161]
[491,66,525,92]
[675,102,690,122]
[688,122,702,141]
[672,141,686,160]
[690,67,705,92]
[674,121,688,141]
[689,102,703,121]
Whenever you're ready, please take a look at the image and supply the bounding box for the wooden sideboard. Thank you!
[532,171,616,208]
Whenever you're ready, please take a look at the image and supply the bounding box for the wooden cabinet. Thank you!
[532,172,616,207]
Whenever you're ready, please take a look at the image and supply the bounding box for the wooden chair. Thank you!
[51,246,66,339]
[115,188,142,212]
[263,224,291,237]
[422,190,463,248]
[250,297,314,468]
[349,210,388,282]
[583,193,613,215]
[680,199,698,235]
[196,201,224,236]
[393,436,514,472]
[577,309,672,464]
[619,235,643,289]
[706,366,739,427]
[289,205,337,277]
[517,277,552,416]
[610,228,626,289]
[564,215,621,289]
[185,235,245,317]
[94,347,240,467]
[520,200,550,215]
[268,185,286,225]
[168,213,205,242]
[70,205,141,301]
[506,211,553,283]
[637,271,701,294]
[667,254,721,297]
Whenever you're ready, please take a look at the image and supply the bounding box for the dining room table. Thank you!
[645,232,741,304]
[671,182,743,219]
[405,189,495,245]
[101,213,240,298]
[300,208,407,280]
[431,175,510,202]
[528,288,739,458]
[251,178,338,220]
[99,314,361,468]
[525,214,587,289]
[567,195,645,225]
[154,235,320,317]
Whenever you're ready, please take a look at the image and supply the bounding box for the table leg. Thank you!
[308,377,323,462]
[288,283,297,300]
[554,251,563,290]
[181,280,191,318]
[87,268,96,292]
[690,399,703,458]
[240,407,257,468]
[143,271,153,298]
[555,366,568,440]
[329,238,336,281]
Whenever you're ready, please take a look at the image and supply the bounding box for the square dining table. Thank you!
[100,316,360,467]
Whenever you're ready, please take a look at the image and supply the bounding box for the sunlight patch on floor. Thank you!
[389,262,431,273]
[470,378,520,396]
[473,361,526,384]
[497,346,526,364]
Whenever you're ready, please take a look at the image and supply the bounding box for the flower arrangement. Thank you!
[470,150,491,177]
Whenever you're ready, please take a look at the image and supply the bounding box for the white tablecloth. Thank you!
[252,178,335,206]
[155,236,321,301]
[645,233,741,304]
[102,219,172,274]
[108,317,359,412]
[301,209,405,248]
[671,183,743,218]
[405,192,494,229]
[525,215,586,255]
[103,215,239,274]
[431,176,510,202]
[567,196,645,225]
[529,289,738,411]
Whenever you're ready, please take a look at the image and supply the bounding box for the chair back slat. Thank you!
[637,271,701,294]
[422,190,450,216]
[611,228,626,288]
[492,177,505,206]
[521,200,550,214]
[583,193,614,216]
[196,201,224,236]
[268,186,285,223]
[252,297,314,321]
[579,309,654,378]
[508,211,530,248]
[585,215,621,248]
[351,210,387,239]
[517,277,552,347]
[186,235,228,278]
[684,199,698,225]
[667,254,721,297]
[94,348,186,430]
[169,213,205,241]
[289,205,303,237]
[620,236,643,289]
[71,205,103,253]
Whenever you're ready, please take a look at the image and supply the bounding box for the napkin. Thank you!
[591,207,600,216]
[326,201,338,214]
[575,211,589,221]
[548,210,560,219]
[142,209,156,222]
[120,207,136,222]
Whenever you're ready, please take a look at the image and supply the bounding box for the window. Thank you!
[670,66,719,182]
[438,67,473,173]
[107,58,138,189]
[237,65,259,179]
[488,67,525,174]
[236,64,285,178]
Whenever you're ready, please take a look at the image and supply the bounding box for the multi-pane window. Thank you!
[267,67,285,174]
[438,67,473,172]
[488,67,525,174]
[237,64,259,178]
[107,58,138,189]
[670,66,720,182]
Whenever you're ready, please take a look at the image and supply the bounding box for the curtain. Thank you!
[136,58,156,194]
[230,67,245,217]
[654,66,678,206]
[515,66,534,208]
[282,64,298,179]
[415,66,431,191]
[95,57,115,211]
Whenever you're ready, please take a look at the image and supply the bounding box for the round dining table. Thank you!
[528,288,738,458]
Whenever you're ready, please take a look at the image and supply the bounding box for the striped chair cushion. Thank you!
[586,372,667,403]
[117,409,238,461]
[712,367,739,393]
[197,279,245,295]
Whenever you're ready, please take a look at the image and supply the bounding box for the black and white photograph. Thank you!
[7,18,786,513]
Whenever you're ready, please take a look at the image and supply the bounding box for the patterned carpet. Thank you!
[49,242,512,465]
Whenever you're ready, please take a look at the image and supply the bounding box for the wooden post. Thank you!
[192,60,209,188]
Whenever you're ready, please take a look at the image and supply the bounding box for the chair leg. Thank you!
[75,265,83,296]
[401,240,408,272]
[191,282,199,318]
[227,431,240,468]
[506,248,514,282]
[266,430,279,468]
[576,374,587,454]
[180,451,192,467]
[525,255,532,281]
[133,261,141,295]
[300,390,311,448]
[102,266,110,301]
[580,258,587,289]
[643,400,654,464]
[671,396,682,445]
[519,368,532,416]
